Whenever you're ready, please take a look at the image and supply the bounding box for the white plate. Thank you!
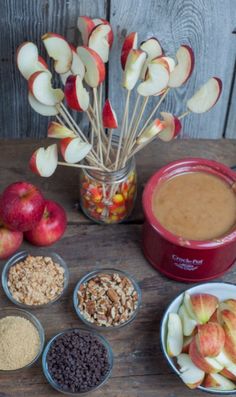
[161,282,236,394]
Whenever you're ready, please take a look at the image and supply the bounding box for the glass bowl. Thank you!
[2,250,69,309]
[160,282,236,395]
[42,328,113,395]
[73,268,142,330]
[0,307,45,372]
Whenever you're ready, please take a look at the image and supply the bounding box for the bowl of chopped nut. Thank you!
[73,269,141,329]
[2,251,69,308]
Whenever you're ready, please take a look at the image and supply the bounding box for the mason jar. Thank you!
[79,157,137,224]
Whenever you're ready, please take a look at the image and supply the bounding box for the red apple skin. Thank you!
[60,137,73,160]
[102,99,118,129]
[189,337,219,373]
[196,322,225,357]
[220,368,236,381]
[24,200,67,246]
[97,19,114,47]
[0,219,23,259]
[64,75,83,112]
[121,32,137,70]
[0,182,45,232]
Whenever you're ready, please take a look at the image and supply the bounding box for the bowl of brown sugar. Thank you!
[0,308,44,371]
[2,251,69,308]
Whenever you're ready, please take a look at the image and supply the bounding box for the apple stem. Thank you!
[137,88,170,139]
[114,90,131,170]
[178,110,191,120]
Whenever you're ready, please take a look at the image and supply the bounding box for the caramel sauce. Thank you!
[152,172,236,241]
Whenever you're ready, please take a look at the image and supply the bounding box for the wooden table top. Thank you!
[0,138,236,397]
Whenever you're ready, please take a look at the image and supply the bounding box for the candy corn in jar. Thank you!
[79,158,137,224]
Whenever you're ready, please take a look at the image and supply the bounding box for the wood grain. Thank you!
[0,139,235,396]
[108,0,236,139]
[0,0,106,138]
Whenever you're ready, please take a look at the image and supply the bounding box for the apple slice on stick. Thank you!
[28,71,64,106]
[88,23,111,63]
[77,16,95,45]
[204,373,235,390]
[136,119,164,144]
[161,56,176,73]
[77,46,105,87]
[17,42,49,80]
[166,313,183,357]
[60,137,92,163]
[178,304,197,336]
[121,32,138,70]
[187,77,222,113]
[158,112,182,142]
[42,33,72,74]
[177,353,205,389]
[64,75,90,112]
[92,18,114,47]
[48,122,76,139]
[122,49,147,90]
[28,93,59,116]
[30,144,58,177]
[137,59,170,96]
[60,45,85,85]
[140,37,163,79]
[102,99,118,164]
[168,45,194,88]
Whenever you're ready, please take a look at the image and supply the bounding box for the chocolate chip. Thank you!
[46,330,111,393]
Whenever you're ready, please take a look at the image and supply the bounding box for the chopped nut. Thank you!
[77,271,139,327]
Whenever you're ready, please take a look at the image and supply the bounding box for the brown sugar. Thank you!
[0,316,40,370]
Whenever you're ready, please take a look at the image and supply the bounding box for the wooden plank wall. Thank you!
[0,0,235,139]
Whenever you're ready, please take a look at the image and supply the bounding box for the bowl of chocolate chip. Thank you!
[73,269,141,329]
[42,328,113,395]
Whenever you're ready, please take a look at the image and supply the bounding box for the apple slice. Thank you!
[220,299,236,316]
[92,18,114,47]
[28,71,64,106]
[215,350,235,367]
[137,58,169,96]
[60,137,92,163]
[158,112,182,142]
[65,75,90,112]
[187,77,222,113]
[196,322,225,357]
[42,33,72,74]
[221,309,236,363]
[17,42,49,80]
[77,46,105,87]
[60,45,85,85]
[189,337,223,373]
[182,335,194,353]
[166,313,183,357]
[178,304,197,336]
[204,373,235,390]
[77,16,95,45]
[123,49,146,90]
[184,293,219,324]
[136,119,164,144]
[161,56,176,73]
[177,354,205,389]
[168,45,194,88]
[88,23,111,63]
[221,366,236,381]
[29,144,58,177]
[28,93,59,116]
[48,122,76,139]
[140,37,163,79]
[121,32,138,70]
[102,99,118,129]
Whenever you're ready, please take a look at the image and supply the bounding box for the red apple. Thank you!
[196,322,225,357]
[24,200,67,246]
[0,182,45,232]
[0,217,23,259]
[121,32,138,70]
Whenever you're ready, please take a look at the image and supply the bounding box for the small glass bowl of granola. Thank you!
[73,269,142,330]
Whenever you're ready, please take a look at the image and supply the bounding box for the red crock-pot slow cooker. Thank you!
[142,158,236,282]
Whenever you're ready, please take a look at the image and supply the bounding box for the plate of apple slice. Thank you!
[161,282,236,394]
